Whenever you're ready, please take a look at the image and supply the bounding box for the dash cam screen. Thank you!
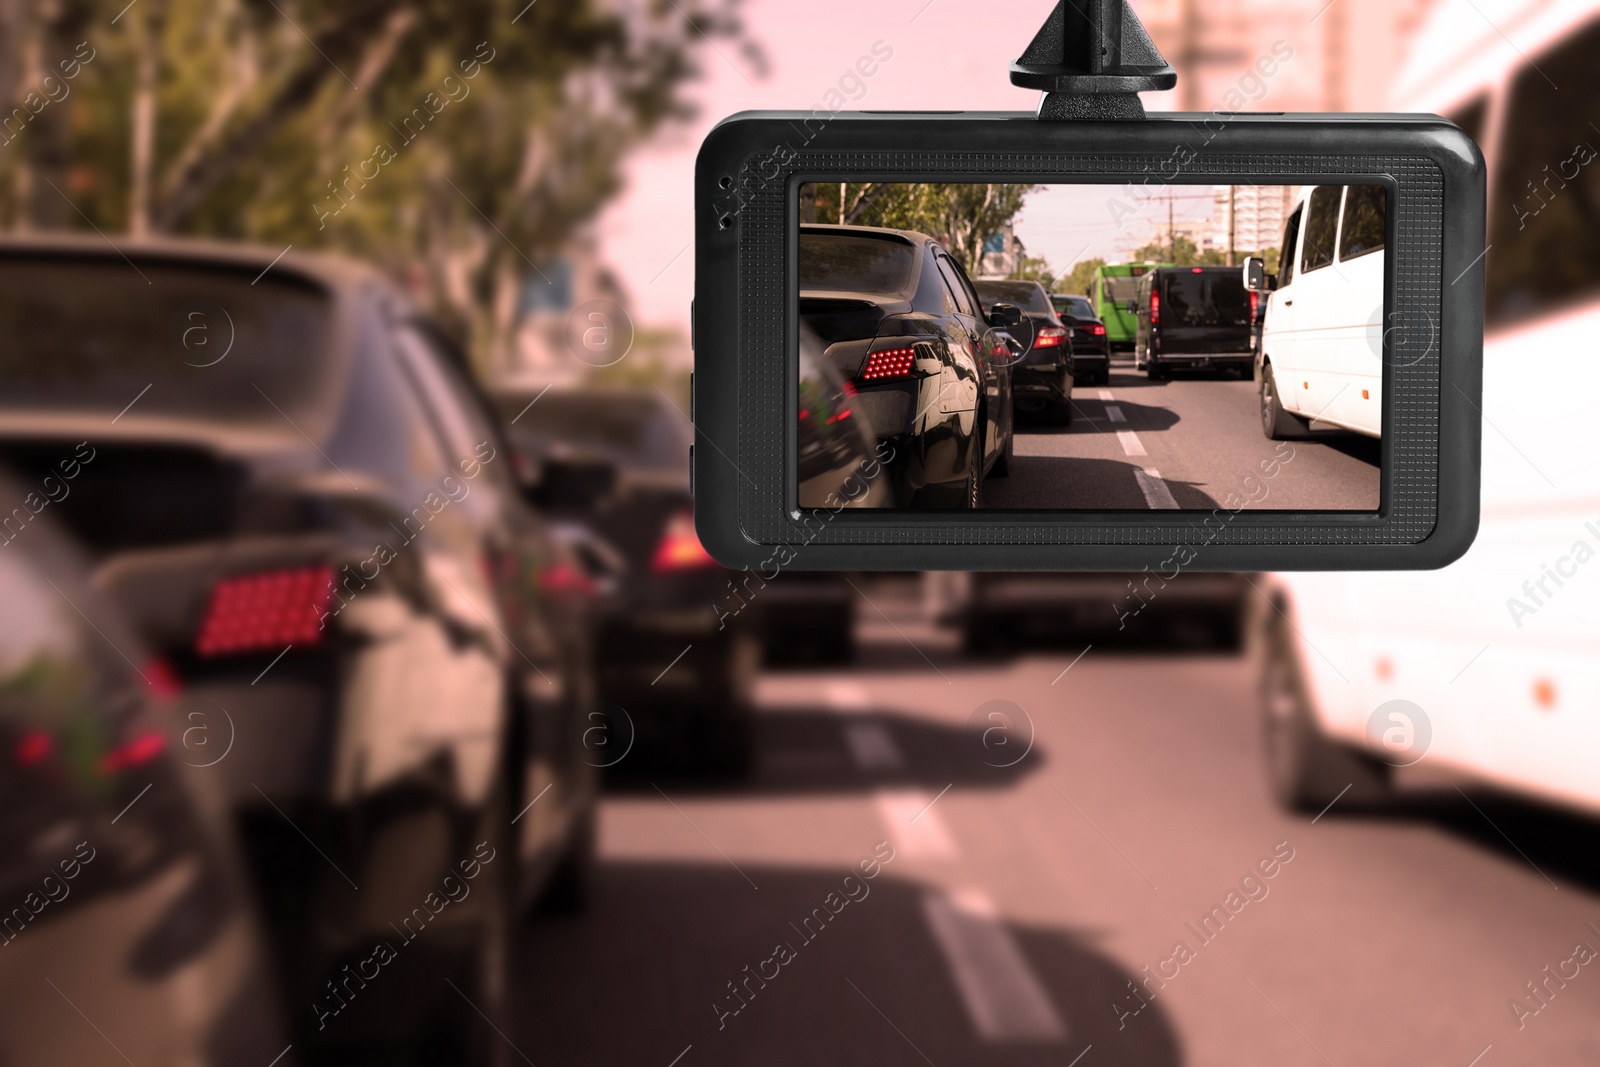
[795,182,1388,513]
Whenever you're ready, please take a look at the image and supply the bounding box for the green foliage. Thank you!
[1057,256,1106,297]
[807,182,1039,274]
[1009,253,1055,293]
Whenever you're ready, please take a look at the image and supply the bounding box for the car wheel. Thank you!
[1261,615,1391,814]
[991,413,1015,474]
[536,807,596,916]
[1046,377,1074,426]
[963,426,984,509]
[1146,362,1166,380]
[1096,369,1111,386]
[1260,363,1313,440]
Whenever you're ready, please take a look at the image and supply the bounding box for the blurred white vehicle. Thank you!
[1259,0,1600,816]
[1255,184,1387,440]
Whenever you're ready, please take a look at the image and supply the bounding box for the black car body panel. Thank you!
[0,483,288,1065]
[1051,294,1111,384]
[0,236,598,1054]
[799,225,1013,507]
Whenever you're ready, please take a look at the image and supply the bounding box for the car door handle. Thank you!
[1283,299,1293,306]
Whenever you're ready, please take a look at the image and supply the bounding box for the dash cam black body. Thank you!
[692,111,1485,571]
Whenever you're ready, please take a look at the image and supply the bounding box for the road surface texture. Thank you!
[984,363,1380,512]
[513,588,1599,1067]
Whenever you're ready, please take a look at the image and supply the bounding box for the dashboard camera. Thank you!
[691,0,1485,571]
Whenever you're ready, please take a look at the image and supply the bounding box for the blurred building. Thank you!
[978,223,1025,277]
[1137,0,1438,112]
[1210,184,1293,258]
[507,231,630,383]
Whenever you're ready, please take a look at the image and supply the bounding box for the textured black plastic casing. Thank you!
[692,110,1485,571]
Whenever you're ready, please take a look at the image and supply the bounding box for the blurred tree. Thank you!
[1130,235,1227,266]
[810,182,1039,274]
[1057,256,1106,296]
[1009,253,1056,292]
[0,0,759,370]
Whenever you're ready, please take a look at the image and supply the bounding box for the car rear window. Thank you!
[1101,274,1143,304]
[0,258,334,427]
[799,234,916,295]
[974,281,1052,312]
[499,391,688,470]
[1054,295,1096,319]
[1161,271,1252,327]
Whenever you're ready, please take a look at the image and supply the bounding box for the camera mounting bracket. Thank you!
[1011,0,1177,121]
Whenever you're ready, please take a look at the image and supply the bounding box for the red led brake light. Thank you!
[858,347,917,382]
[195,565,335,657]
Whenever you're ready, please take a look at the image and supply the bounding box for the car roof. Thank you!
[800,223,936,248]
[0,231,383,297]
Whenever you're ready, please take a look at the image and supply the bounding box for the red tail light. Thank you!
[1150,290,1161,325]
[13,729,53,767]
[1249,290,1260,324]
[858,347,917,382]
[539,560,596,596]
[1091,323,1106,336]
[1034,327,1066,349]
[99,731,165,774]
[195,565,335,657]
[652,513,717,573]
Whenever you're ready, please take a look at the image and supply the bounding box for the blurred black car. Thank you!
[1051,293,1111,385]
[495,384,769,771]
[974,279,1076,425]
[928,570,1255,655]
[1133,266,1256,379]
[0,473,287,1066]
[799,224,1015,509]
[0,237,599,1064]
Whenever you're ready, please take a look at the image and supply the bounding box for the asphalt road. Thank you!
[984,361,1381,512]
[511,597,1600,1067]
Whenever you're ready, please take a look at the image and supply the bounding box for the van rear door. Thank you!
[1157,268,1253,356]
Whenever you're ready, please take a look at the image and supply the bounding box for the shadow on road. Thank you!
[515,860,1184,1067]
[607,705,1044,798]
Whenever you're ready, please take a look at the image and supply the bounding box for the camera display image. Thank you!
[796,182,1388,512]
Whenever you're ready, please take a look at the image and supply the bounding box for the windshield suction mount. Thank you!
[1011,0,1177,121]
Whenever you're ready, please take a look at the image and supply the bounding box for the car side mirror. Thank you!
[987,303,1023,328]
[528,456,617,512]
[1243,256,1269,291]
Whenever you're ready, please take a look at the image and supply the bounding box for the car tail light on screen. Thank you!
[1249,290,1260,324]
[195,565,335,656]
[1091,323,1106,336]
[858,347,917,382]
[1034,326,1066,349]
[1150,290,1161,326]
[653,513,717,572]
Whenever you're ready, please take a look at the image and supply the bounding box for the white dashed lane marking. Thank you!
[875,790,959,859]
[1097,389,1149,456]
[922,888,1068,1042]
[1133,468,1181,509]
[844,722,905,770]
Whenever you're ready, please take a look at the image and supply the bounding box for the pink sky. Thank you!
[597,0,1042,334]
[597,0,1351,337]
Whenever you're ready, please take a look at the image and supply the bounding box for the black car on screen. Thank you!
[0,482,288,1066]
[1133,265,1257,379]
[0,236,600,1063]
[1051,292,1112,385]
[974,278,1076,425]
[799,224,1015,509]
